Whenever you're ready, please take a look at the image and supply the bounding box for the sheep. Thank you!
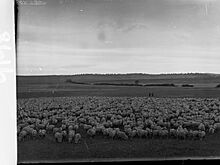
[188,130,194,139]
[214,116,220,123]
[112,119,122,126]
[37,123,46,130]
[68,130,75,143]
[18,130,27,141]
[209,127,215,134]
[87,128,96,137]
[177,127,186,140]
[53,127,60,134]
[61,124,67,130]
[17,126,21,135]
[46,124,55,132]
[39,129,46,137]
[42,119,49,125]
[95,125,104,133]
[51,118,58,125]
[198,131,206,140]
[55,132,63,143]
[124,125,131,131]
[83,124,92,130]
[74,133,81,144]
[73,124,79,130]
[192,130,199,140]
[159,129,169,138]
[68,125,74,131]
[28,124,35,129]
[136,129,146,138]
[22,126,34,134]
[62,130,67,139]
[108,129,116,138]
[117,131,128,140]
[31,129,38,137]
[129,130,137,138]
[198,123,205,131]
[152,130,160,137]
[214,123,220,130]
[105,128,116,138]
[169,129,177,138]
[102,128,108,136]
[103,121,112,128]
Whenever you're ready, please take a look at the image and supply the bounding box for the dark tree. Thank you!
[134,80,139,85]
[66,79,72,83]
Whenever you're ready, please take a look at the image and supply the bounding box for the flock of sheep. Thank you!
[17,96,220,143]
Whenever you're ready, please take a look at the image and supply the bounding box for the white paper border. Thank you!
[0,0,16,164]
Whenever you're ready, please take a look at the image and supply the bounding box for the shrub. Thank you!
[65,79,88,85]
[216,84,220,88]
[144,83,175,87]
[66,79,72,83]
[182,84,194,87]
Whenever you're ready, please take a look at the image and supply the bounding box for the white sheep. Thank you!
[68,130,75,143]
[95,125,104,133]
[102,128,108,136]
[83,124,92,130]
[87,128,96,137]
[170,129,177,138]
[137,129,145,138]
[46,124,55,132]
[54,132,63,143]
[192,130,199,140]
[130,130,137,138]
[73,124,79,130]
[105,128,116,138]
[198,131,206,140]
[55,132,63,143]
[51,118,58,125]
[152,130,160,137]
[177,127,186,140]
[53,127,60,134]
[198,123,205,131]
[61,124,67,130]
[39,129,46,137]
[22,126,34,134]
[160,129,169,138]
[209,127,215,134]
[31,129,38,137]
[117,131,128,140]
[74,133,81,143]
[18,130,27,141]
[108,129,116,138]
[62,130,67,138]
[17,126,21,135]
[214,123,220,130]
[68,125,74,130]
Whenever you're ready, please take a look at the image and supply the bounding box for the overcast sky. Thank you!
[17,0,220,75]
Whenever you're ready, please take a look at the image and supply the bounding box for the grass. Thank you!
[17,75,220,162]
[17,83,220,99]
[18,131,220,163]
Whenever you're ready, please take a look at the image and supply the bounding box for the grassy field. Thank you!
[17,74,220,162]
[17,73,220,99]
[17,83,220,99]
[18,131,220,162]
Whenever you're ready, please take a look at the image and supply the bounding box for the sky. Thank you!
[17,0,220,75]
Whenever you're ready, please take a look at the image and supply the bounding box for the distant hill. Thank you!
[17,73,220,86]
[17,73,220,79]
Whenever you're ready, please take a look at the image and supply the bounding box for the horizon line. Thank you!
[16,72,220,76]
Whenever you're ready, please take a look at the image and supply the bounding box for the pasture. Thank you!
[17,74,220,162]
[17,74,220,99]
